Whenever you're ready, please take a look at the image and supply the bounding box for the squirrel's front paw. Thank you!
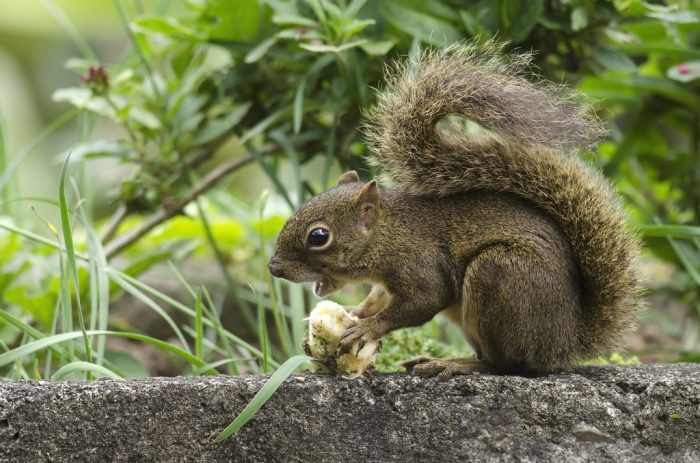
[339,318,385,355]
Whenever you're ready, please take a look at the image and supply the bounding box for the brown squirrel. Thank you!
[268,43,643,379]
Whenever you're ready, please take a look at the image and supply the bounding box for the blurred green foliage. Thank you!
[1,0,699,380]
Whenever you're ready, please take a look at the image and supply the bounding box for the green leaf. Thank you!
[342,18,375,38]
[214,355,312,442]
[299,39,368,53]
[646,11,699,24]
[58,140,129,161]
[380,1,461,45]
[359,40,394,56]
[132,16,205,40]
[293,80,306,135]
[570,6,588,31]
[346,0,369,17]
[271,14,318,28]
[501,0,544,42]
[129,107,162,130]
[52,88,118,120]
[208,0,266,41]
[51,361,122,380]
[245,38,278,64]
[591,47,637,72]
[192,102,251,146]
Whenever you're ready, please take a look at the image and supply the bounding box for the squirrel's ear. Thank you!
[357,180,379,231]
[336,170,360,186]
[357,179,379,206]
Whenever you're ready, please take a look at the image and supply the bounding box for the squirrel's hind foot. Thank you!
[402,355,492,381]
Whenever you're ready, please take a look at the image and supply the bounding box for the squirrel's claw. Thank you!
[338,318,383,355]
[410,358,487,381]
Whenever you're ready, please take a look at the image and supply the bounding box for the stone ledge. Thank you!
[0,364,698,462]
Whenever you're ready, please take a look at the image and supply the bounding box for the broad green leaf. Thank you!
[132,16,205,41]
[646,11,699,24]
[501,0,544,42]
[346,0,369,17]
[359,40,394,56]
[129,107,162,129]
[245,38,277,64]
[342,18,375,38]
[208,0,266,41]
[214,355,312,442]
[52,88,119,120]
[299,40,368,53]
[380,1,461,45]
[591,47,637,72]
[570,6,588,31]
[271,14,318,28]
[192,102,252,145]
[4,285,55,329]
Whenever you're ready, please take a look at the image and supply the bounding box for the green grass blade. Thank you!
[0,328,206,369]
[641,224,700,239]
[269,130,303,207]
[259,192,293,356]
[293,79,306,134]
[287,283,307,353]
[195,288,204,359]
[667,237,700,286]
[107,270,192,353]
[105,267,278,368]
[0,220,88,259]
[256,291,270,373]
[245,142,294,209]
[113,0,161,99]
[40,0,97,60]
[79,207,110,365]
[187,358,245,377]
[201,287,240,376]
[214,355,312,442]
[51,361,122,380]
[192,195,256,331]
[59,155,92,366]
[0,116,11,215]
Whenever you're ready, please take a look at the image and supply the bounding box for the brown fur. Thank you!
[269,43,643,377]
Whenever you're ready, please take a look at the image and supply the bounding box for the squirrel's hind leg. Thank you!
[402,355,494,381]
[459,245,582,373]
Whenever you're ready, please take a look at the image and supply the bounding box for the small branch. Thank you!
[104,145,279,260]
[100,203,129,244]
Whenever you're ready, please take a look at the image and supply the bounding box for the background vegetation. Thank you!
[0,0,699,382]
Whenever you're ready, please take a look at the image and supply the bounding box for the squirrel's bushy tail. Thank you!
[365,42,642,358]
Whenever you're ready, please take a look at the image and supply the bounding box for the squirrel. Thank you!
[268,42,643,379]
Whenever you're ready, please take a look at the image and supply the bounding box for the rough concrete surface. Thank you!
[0,364,698,462]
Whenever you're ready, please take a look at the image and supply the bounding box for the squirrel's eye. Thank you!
[307,228,330,248]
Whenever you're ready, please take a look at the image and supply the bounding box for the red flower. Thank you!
[678,63,691,74]
[80,66,109,95]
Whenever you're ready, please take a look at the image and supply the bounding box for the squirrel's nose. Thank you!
[268,256,285,278]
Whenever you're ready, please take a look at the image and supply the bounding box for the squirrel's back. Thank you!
[364,42,643,359]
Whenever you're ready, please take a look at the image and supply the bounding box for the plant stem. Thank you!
[100,204,129,244]
[104,146,278,259]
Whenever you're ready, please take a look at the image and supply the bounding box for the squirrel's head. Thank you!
[269,171,380,297]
